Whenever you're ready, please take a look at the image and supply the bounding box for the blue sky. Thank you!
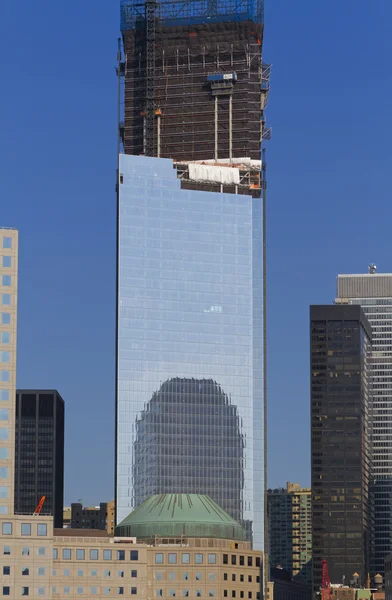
[0,0,390,504]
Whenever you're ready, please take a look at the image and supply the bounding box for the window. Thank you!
[77,588,84,595]
[1,296,10,306]
[0,352,10,363]
[91,570,98,577]
[156,572,163,581]
[183,573,189,581]
[247,557,252,567]
[21,523,31,536]
[183,591,189,597]
[22,588,29,596]
[208,554,216,564]
[169,553,177,564]
[104,570,111,577]
[169,572,176,581]
[3,567,10,575]
[196,573,202,581]
[91,588,97,595]
[3,546,10,555]
[104,550,112,560]
[131,588,137,596]
[62,549,71,560]
[75,548,85,560]
[195,554,203,564]
[2,588,9,596]
[196,591,202,597]
[182,554,190,564]
[240,575,244,583]
[38,568,45,576]
[224,592,228,598]
[38,589,45,597]
[223,554,228,565]
[170,591,176,597]
[105,588,111,595]
[52,549,58,559]
[52,570,56,577]
[77,570,83,577]
[117,550,125,561]
[2,522,11,535]
[0,508,7,515]
[131,550,139,561]
[22,548,29,556]
[231,555,236,566]
[0,333,10,344]
[0,485,8,498]
[0,314,10,325]
[38,547,45,557]
[255,557,260,568]
[232,575,236,582]
[1,277,11,287]
[118,571,124,578]
[131,570,137,578]
[37,524,47,537]
[2,258,11,268]
[209,574,215,581]
[64,587,70,595]
[156,590,163,597]
[155,553,163,564]
[239,556,244,566]
[248,594,252,599]
[240,593,244,599]
[2,238,11,250]
[0,409,8,422]
[0,429,8,441]
[52,588,56,595]
[64,569,70,577]
[256,576,260,584]
[209,592,215,597]
[90,549,99,560]
[232,592,236,598]
[248,576,252,583]
[118,588,124,595]
[0,450,7,461]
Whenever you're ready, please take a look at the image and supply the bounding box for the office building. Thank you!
[310,305,372,591]
[70,500,115,534]
[268,483,312,584]
[0,228,18,517]
[14,389,64,527]
[117,0,270,553]
[336,268,392,575]
[0,493,262,599]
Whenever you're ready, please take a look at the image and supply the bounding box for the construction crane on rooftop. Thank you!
[33,496,46,516]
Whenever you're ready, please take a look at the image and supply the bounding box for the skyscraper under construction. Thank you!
[116,0,269,555]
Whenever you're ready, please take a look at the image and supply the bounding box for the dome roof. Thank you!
[115,494,245,541]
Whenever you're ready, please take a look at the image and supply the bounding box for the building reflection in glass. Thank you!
[133,377,244,523]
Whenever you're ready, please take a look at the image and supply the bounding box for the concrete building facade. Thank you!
[267,483,311,584]
[0,228,18,517]
[0,494,262,599]
[70,501,115,534]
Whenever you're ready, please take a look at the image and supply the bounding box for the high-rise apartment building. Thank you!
[0,228,18,517]
[116,0,269,554]
[268,483,312,584]
[14,390,64,527]
[310,305,372,591]
[336,268,392,575]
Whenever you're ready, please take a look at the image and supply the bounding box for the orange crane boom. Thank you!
[321,559,331,600]
[33,496,46,516]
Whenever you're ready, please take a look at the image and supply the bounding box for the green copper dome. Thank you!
[115,494,246,541]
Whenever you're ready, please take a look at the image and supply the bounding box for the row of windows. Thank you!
[54,568,138,578]
[156,554,216,565]
[54,548,138,561]
[2,522,47,536]
[156,592,259,599]
[2,586,137,597]
[3,545,46,556]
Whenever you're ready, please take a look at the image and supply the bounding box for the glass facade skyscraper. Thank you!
[116,154,264,550]
[337,271,392,575]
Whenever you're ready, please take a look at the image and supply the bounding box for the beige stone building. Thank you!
[0,494,262,599]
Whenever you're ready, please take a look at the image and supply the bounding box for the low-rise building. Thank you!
[70,500,115,534]
[0,494,262,599]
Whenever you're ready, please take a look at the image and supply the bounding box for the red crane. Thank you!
[321,559,331,600]
[33,496,46,516]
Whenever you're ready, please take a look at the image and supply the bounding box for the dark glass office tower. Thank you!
[14,390,64,527]
[310,305,372,591]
